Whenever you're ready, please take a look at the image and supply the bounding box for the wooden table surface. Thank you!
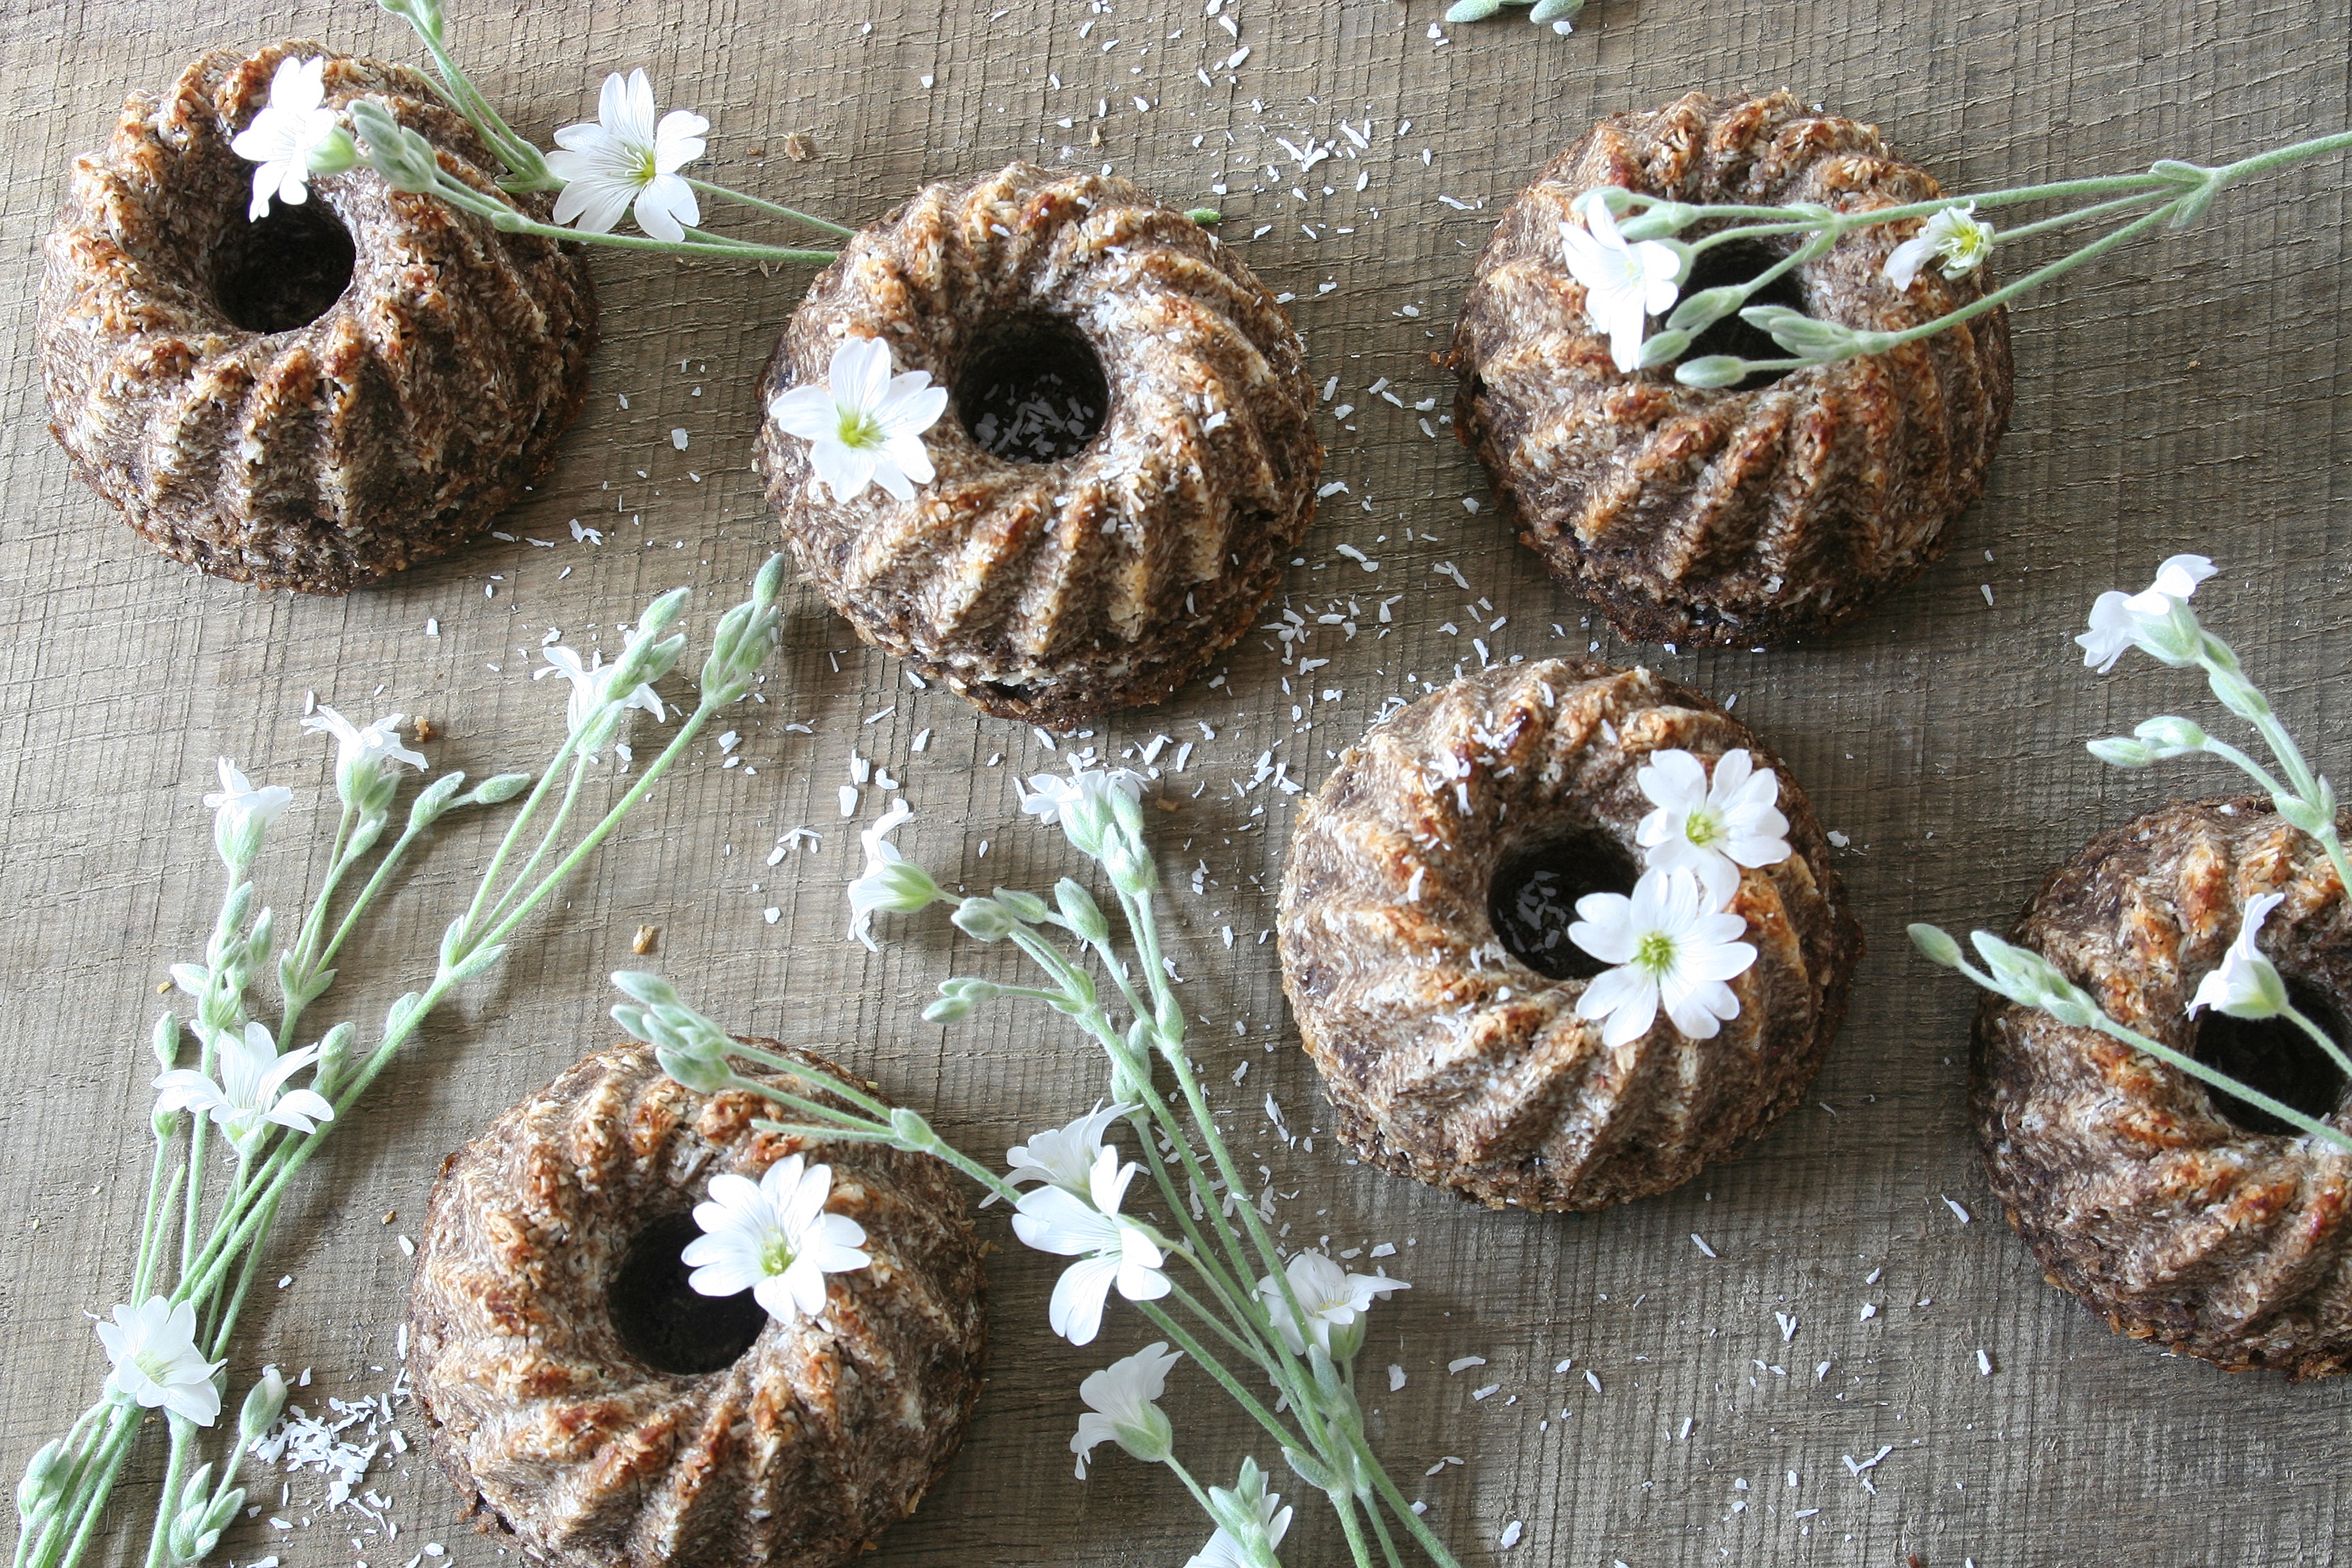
[4,0,2349,1563]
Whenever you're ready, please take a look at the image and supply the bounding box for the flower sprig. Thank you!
[1912,554,2352,1153]
[12,557,789,1568]
[1442,0,1586,36]
[1558,127,2352,387]
[619,766,1461,1568]
[231,1,849,267]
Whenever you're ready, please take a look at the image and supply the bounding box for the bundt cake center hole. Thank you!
[211,201,356,333]
[608,1213,767,1375]
[956,313,1109,462]
[1679,240,1806,390]
[1488,827,1642,981]
[2191,977,2352,1136]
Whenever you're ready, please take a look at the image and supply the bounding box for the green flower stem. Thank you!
[1353,1437,1461,1568]
[480,753,591,928]
[420,173,837,265]
[2284,1004,2352,1079]
[1991,188,2170,246]
[130,1134,184,1301]
[1328,1484,1377,1568]
[2183,634,2352,898]
[135,1418,191,1568]
[684,178,858,238]
[458,725,587,939]
[1131,1125,1267,1345]
[1360,1492,1407,1568]
[33,1411,135,1568]
[382,3,554,186]
[314,806,444,975]
[1160,1277,1281,1374]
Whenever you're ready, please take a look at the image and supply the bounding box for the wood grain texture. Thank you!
[2,1,2348,1565]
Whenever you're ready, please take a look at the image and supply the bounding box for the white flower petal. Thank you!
[1049,1254,1124,1345]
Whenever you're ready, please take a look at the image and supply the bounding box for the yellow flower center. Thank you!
[835,408,883,451]
[1635,932,1678,975]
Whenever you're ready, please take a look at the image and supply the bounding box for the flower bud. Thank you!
[245,907,276,967]
[993,887,1052,924]
[751,552,788,612]
[1528,0,1583,20]
[1280,1445,1340,1494]
[612,970,682,1011]
[404,770,468,829]
[470,772,534,805]
[349,102,441,193]
[1634,328,1693,369]
[887,1106,936,1151]
[656,1041,737,1096]
[2274,793,2331,836]
[2087,736,2155,768]
[952,896,1020,943]
[239,1366,289,1445]
[2132,715,2208,759]
[1674,355,1750,390]
[1443,0,1503,17]
[17,1440,67,1524]
[1665,284,1748,333]
[304,125,358,177]
[863,860,943,914]
[1906,923,1963,969]
[153,1011,183,1070]
[312,1022,354,1099]
[1613,201,1693,242]
[1055,879,1111,944]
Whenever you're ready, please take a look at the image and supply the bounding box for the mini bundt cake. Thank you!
[1974,797,2352,1379]
[1278,659,1862,1211]
[1448,91,2014,648]
[39,42,597,593]
[408,1042,987,1568]
[755,162,1321,729]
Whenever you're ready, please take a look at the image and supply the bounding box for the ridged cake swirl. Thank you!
[38,42,597,593]
[1449,91,2014,648]
[1975,798,2352,1379]
[1278,659,1862,1211]
[755,162,1321,729]
[407,1043,987,1568]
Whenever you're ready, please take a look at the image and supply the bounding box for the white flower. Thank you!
[768,338,949,504]
[536,644,665,737]
[1070,1340,1181,1478]
[2076,553,2217,673]
[1569,866,1759,1047]
[847,798,937,949]
[229,56,344,222]
[1186,1478,1294,1568]
[1019,768,1143,860]
[1884,202,1995,292]
[301,706,426,806]
[1011,1145,1172,1346]
[152,1021,336,1156]
[544,69,708,243]
[1004,1102,1139,1196]
[1558,190,1682,374]
[1633,748,1793,909]
[2190,892,2289,1020]
[1255,1250,1411,1358]
[96,1297,222,1426]
[203,757,293,842]
[681,1154,872,1325]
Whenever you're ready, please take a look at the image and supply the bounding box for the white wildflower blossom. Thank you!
[537,644,665,737]
[1019,768,1144,861]
[203,757,294,868]
[300,707,426,806]
[845,798,934,949]
[681,1154,871,1325]
[1570,866,1759,1046]
[1186,1473,1294,1568]
[1004,1102,1140,1197]
[1070,1340,1180,1478]
[544,69,708,242]
[2077,553,2217,673]
[767,338,949,504]
[1558,190,1681,373]
[229,56,347,221]
[1884,202,1995,291]
[96,1297,223,1426]
[2190,891,2289,1019]
[1011,1145,1171,1346]
[1633,748,1793,909]
[152,1021,336,1156]
[1255,1250,1411,1359]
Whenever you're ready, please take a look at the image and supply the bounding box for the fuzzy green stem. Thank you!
[684,178,857,237]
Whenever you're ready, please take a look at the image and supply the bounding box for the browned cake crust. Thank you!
[38,42,597,594]
[1278,659,1862,1211]
[407,1043,987,1568]
[755,163,1322,730]
[1974,798,2352,1379]
[1447,91,2013,649]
